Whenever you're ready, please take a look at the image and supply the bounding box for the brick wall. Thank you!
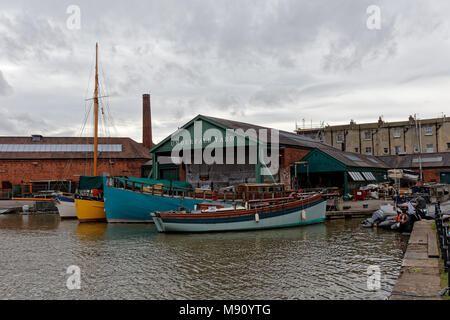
[0,159,147,185]
[414,168,450,183]
[279,148,311,187]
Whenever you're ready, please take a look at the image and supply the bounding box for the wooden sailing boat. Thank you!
[75,43,106,223]
[151,193,326,233]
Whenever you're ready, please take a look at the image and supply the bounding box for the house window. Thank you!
[365,147,372,155]
[414,146,419,153]
[393,128,401,138]
[394,146,401,154]
[354,148,359,153]
[384,148,389,154]
[447,142,450,149]
[425,127,433,136]
[426,144,434,153]
[364,131,372,140]
[336,134,344,143]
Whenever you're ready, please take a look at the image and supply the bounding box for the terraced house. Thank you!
[296,115,450,156]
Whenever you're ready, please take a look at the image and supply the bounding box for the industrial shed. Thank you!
[294,147,389,196]
[378,152,450,183]
[148,114,332,189]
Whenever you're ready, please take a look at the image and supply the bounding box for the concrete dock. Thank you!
[390,220,442,300]
[326,199,394,220]
[0,200,37,214]
[0,199,57,214]
[0,199,37,209]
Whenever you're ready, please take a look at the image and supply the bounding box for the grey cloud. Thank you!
[0,107,55,135]
[0,12,72,63]
[1,0,450,142]
[0,71,13,95]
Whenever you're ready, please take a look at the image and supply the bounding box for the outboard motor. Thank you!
[415,196,432,220]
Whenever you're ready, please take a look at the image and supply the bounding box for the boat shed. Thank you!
[294,147,389,197]
[148,114,334,189]
[377,152,450,184]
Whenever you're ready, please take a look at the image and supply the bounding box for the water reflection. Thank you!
[0,213,60,230]
[0,214,408,300]
[76,223,107,241]
[75,223,158,242]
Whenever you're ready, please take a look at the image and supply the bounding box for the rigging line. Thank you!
[96,91,114,155]
[101,104,115,176]
[95,57,117,176]
[98,97,116,176]
[55,51,94,191]
[84,48,95,100]
[105,100,118,136]
[54,98,94,193]
[84,100,93,177]
[79,101,93,137]
[99,63,118,136]
[100,107,113,175]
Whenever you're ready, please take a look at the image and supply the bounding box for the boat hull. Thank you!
[75,198,106,222]
[151,197,326,233]
[104,185,206,223]
[55,196,77,219]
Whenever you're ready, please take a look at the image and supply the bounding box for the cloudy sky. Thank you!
[1,0,450,143]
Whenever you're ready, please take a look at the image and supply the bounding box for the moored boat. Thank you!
[74,43,106,223]
[55,195,77,219]
[151,193,326,233]
[104,178,291,224]
[75,197,106,223]
[104,177,206,223]
[75,176,106,223]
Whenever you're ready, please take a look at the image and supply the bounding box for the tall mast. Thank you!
[93,43,99,176]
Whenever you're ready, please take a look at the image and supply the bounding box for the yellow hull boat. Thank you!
[75,198,106,223]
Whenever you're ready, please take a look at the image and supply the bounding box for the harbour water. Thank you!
[0,214,408,300]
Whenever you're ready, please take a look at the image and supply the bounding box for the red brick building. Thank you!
[0,94,154,194]
[0,136,151,192]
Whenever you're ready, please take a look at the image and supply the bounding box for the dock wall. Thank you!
[390,220,442,300]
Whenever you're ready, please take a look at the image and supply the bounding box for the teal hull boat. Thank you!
[104,177,208,223]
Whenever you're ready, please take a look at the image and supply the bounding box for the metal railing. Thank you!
[109,177,296,203]
[434,201,450,296]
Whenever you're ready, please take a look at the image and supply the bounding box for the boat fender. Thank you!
[301,210,306,221]
[397,213,408,224]
[255,213,260,222]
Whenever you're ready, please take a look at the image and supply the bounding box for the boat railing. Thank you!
[248,192,318,203]
[111,176,192,197]
[109,177,306,203]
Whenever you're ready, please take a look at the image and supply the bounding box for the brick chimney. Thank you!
[143,93,154,149]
